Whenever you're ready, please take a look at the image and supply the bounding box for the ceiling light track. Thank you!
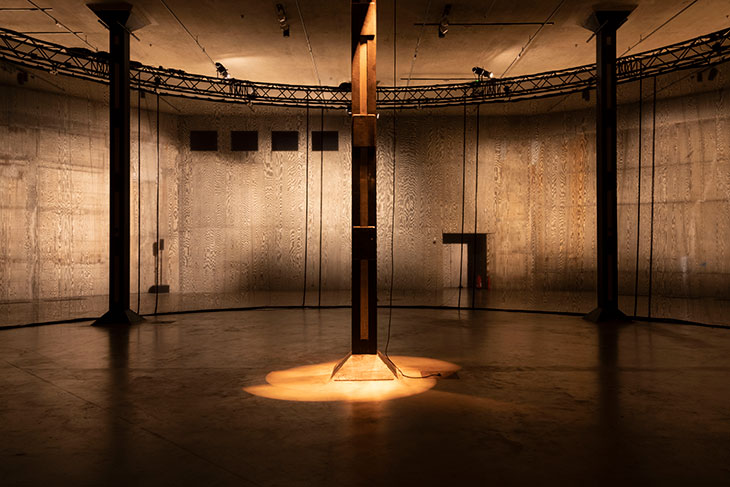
[0,26,728,109]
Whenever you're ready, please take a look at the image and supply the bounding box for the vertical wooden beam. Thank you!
[351,0,377,354]
[89,2,144,325]
[584,6,635,323]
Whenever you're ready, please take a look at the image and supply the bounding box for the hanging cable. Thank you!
[383,0,439,378]
[154,92,160,315]
[136,87,142,314]
[633,75,643,317]
[647,76,657,318]
[620,0,698,58]
[317,107,324,307]
[25,0,97,51]
[294,0,322,86]
[457,99,467,309]
[385,0,398,357]
[302,104,310,306]
[405,0,432,87]
[500,0,565,78]
[159,0,216,70]
[471,104,480,309]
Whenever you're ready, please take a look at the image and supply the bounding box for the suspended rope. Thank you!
[302,104,310,306]
[154,92,160,315]
[136,87,142,314]
[457,98,467,309]
[647,76,657,318]
[471,104,480,309]
[317,107,324,307]
[633,75,643,316]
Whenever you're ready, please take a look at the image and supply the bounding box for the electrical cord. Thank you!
[385,0,398,359]
[383,0,440,380]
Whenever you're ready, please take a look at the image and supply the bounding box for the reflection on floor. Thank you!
[1,308,729,486]
[2,289,729,327]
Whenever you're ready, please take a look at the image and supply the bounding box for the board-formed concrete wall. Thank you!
[1,78,728,324]
[0,84,179,305]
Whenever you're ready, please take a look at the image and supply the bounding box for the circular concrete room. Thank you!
[1,0,729,485]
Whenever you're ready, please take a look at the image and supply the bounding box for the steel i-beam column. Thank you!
[351,0,377,354]
[584,6,635,323]
[89,3,144,325]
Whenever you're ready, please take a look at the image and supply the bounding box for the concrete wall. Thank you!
[1,78,728,323]
[0,84,179,304]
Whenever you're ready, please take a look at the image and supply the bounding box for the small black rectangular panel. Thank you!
[271,131,298,151]
[231,131,258,151]
[190,130,218,151]
[312,131,339,151]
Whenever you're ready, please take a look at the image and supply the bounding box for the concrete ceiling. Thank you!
[1,0,729,86]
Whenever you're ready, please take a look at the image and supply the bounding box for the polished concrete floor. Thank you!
[3,289,729,327]
[1,308,729,486]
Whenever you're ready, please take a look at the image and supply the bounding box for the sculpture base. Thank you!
[92,308,145,327]
[584,307,630,323]
[331,351,398,381]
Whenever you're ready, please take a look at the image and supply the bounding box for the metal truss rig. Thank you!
[0,26,729,109]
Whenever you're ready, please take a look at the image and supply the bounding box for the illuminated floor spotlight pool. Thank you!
[243,355,460,402]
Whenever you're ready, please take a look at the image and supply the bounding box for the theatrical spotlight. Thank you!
[276,4,290,37]
[472,66,494,81]
[438,4,451,38]
[215,62,230,79]
[708,67,718,81]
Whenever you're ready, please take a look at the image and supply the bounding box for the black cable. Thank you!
[471,103,480,309]
[633,75,642,316]
[136,87,141,314]
[317,107,324,307]
[385,105,396,356]
[382,0,439,379]
[154,92,160,315]
[647,76,657,318]
[385,0,397,356]
[457,99,467,309]
[302,104,309,307]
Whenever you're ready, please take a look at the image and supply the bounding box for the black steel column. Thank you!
[351,0,377,354]
[584,6,635,323]
[89,3,143,325]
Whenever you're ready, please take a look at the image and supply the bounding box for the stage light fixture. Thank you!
[472,66,494,81]
[438,4,451,38]
[276,4,290,37]
[582,87,590,101]
[708,67,718,81]
[215,62,230,79]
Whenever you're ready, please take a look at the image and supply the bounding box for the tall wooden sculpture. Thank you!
[332,0,397,380]
[351,0,378,354]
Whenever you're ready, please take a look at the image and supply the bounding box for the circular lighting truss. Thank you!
[0,26,729,109]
